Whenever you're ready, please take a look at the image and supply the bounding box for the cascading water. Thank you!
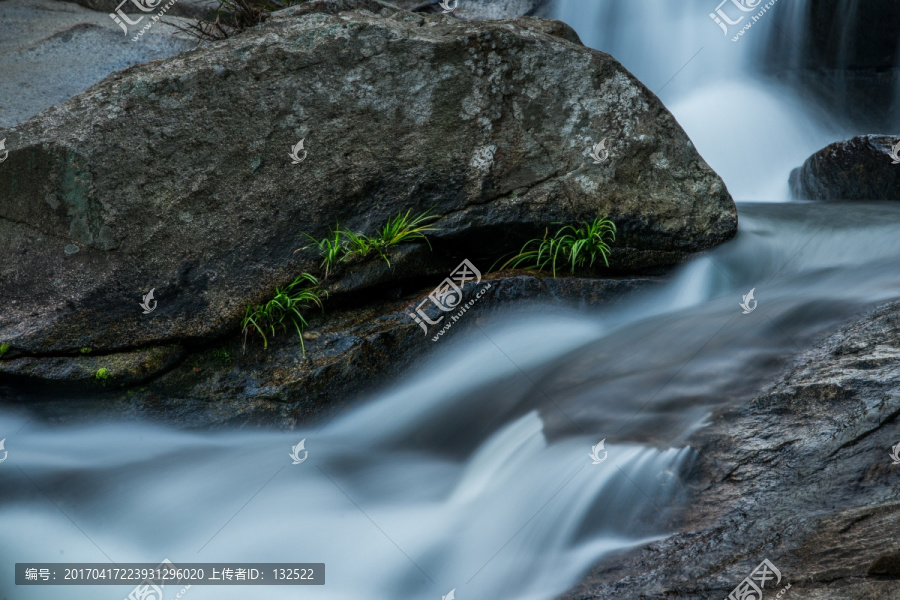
[3,3,900,600]
[0,403,694,600]
[552,0,894,200]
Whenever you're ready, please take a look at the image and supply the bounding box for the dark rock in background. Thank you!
[761,0,900,129]
[790,135,900,201]
[772,0,900,70]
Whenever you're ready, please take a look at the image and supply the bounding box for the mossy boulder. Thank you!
[0,0,735,359]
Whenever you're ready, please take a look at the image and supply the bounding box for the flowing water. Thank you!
[2,2,899,599]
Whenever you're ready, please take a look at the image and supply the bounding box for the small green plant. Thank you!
[301,226,344,277]
[364,208,440,266]
[0,343,9,358]
[95,368,110,381]
[80,347,92,354]
[494,216,617,276]
[340,228,377,263]
[241,273,327,354]
[300,208,440,271]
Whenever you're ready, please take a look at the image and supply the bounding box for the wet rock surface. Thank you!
[790,135,900,201]
[561,300,900,600]
[0,0,735,362]
[761,0,900,128]
[0,345,185,389]
[0,272,661,426]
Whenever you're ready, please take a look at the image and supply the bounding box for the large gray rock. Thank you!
[0,0,735,358]
[790,135,900,201]
[760,0,900,128]
[562,300,900,599]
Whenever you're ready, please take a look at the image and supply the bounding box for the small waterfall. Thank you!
[758,0,900,128]
[0,408,694,600]
[551,0,899,200]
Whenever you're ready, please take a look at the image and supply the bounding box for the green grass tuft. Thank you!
[364,208,440,267]
[80,347,92,354]
[494,216,617,276]
[95,368,109,381]
[301,226,344,277]
[255,209,439,355]
[0,343,9,358]
[241,273,327,355]
[300,208,440,271]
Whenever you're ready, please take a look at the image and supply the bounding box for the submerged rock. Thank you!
[790,135,900,201]
[562,299,900,599]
